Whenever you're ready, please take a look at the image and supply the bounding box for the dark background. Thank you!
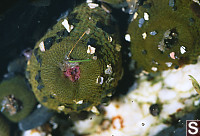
[0,0,84,80]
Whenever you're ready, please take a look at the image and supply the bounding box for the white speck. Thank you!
[142,32,147,39]
[115,44,121,52]
[87,45,96,54]
[107,93,112,97]
[58,105,65,111]
[39,41,45,52]
[194,100,200,106]
[170,52,176,59]
[144,12,149,20]
[128,52,132,57]
[133,12,138,20]
[91,106,100,115]
[86,0,93,3]
[62,19,74,33]
[89,17,91,20]
[165,62,173,67]
[86,28,91,35]
[125,34,131,42]
[37,104,42,108]
[151,67,158,72]
[75,100,83,104]
[96,76,104,84]
[122,7,125,12]
[93,56,97,60]
[88,3,99,9]
[108,36,112,42]
[180,46,186,54]
[150,31,157,36]
[105,64,112,75]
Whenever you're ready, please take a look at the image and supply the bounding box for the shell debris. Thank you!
[125,34,131,42]
[96,76,104,84]
[39,41,45,52]
[180,46,186,54]
[144,12,149,20]
[105,64,112,75]
[73,100,83,104]
[62,19,74,33]
[142,32,147,39]
[87,45,96,54]
[88,3,99,9]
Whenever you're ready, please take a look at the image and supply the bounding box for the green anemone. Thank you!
[128,0,200,72]
[26,3,122,114]
[0,76,37,122]
[0,114,10,136]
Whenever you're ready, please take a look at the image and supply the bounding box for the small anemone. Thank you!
[0,76,37,122]
[128,0,200,72]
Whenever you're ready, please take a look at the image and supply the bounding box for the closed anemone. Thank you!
[128,0,200,72]
[0,76,36,122]
[26,3,122,114]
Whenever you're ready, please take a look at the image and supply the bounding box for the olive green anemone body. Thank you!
[0,114,10,136]
[128,0,200,72]
[26,3,122,114]
[0,76,36,122]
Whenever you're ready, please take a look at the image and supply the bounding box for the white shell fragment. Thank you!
[165,62,173,67]
[96,76,104,84]
[74,100,83,104]
[133,12,138,20]
[144,12,149,20]
[86,0,93,3]
[150,31,157,36]
[139,18,145,28]
[86,28,91,35]
[105,64,112,75]
[62,19,74,33]
[91,106,100,115]
[87,45,96,54]
[142,32,147,39]
[125,34,131,42]
[108,36,112,42]
[88,3,99,9]
[58,105,65,111]
[180,46,186,54]
[39,41,45,52]
[151,67,158,72]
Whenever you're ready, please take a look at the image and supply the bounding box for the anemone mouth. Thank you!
[1,94,23,116]
[64,66,80,82]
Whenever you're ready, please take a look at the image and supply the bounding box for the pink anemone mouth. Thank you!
[64,66,80,82]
